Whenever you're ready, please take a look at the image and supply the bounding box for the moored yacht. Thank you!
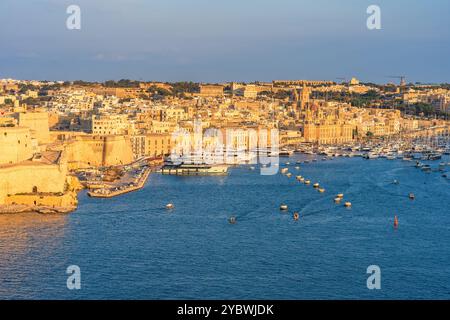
[161,163,228,175]
[279,149,294,157]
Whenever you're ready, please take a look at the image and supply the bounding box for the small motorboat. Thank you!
[166,203,174,210]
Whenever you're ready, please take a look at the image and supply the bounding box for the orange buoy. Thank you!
[394,215,399,228]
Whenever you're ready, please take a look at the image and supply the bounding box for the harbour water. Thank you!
[1,155,449,299]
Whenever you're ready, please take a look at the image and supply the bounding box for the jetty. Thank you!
[87,166,152,198]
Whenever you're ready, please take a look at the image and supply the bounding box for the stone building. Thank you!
[0,126,33,165]
[92,114,130,135]
[199,85,224,97]
[13,111,50,144]
[303,122,354,144]
[130,133,173,159]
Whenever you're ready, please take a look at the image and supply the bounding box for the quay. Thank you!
[87,166,152,198]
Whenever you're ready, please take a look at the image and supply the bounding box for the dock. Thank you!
[87,166,152,198]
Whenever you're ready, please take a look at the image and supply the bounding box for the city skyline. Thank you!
[1,0,449,83]
[1,0,450,304]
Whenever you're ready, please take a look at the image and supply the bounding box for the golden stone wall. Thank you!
[15,112,50,144]
[0,162,67,205]
[64,135,134,169]
[5,192,77,208]
[0,127,33,165]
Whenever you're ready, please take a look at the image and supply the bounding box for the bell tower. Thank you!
[299,84,311,111]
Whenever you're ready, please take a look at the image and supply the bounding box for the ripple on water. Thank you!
[1,155,450,299]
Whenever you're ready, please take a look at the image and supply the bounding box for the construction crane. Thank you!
[387,76,406,87]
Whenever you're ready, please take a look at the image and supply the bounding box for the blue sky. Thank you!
[0,0,449,83]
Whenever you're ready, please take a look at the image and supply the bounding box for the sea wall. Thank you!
[4,192,77,208]
[0,162,67,205]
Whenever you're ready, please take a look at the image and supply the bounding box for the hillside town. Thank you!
[1,78,449,213]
